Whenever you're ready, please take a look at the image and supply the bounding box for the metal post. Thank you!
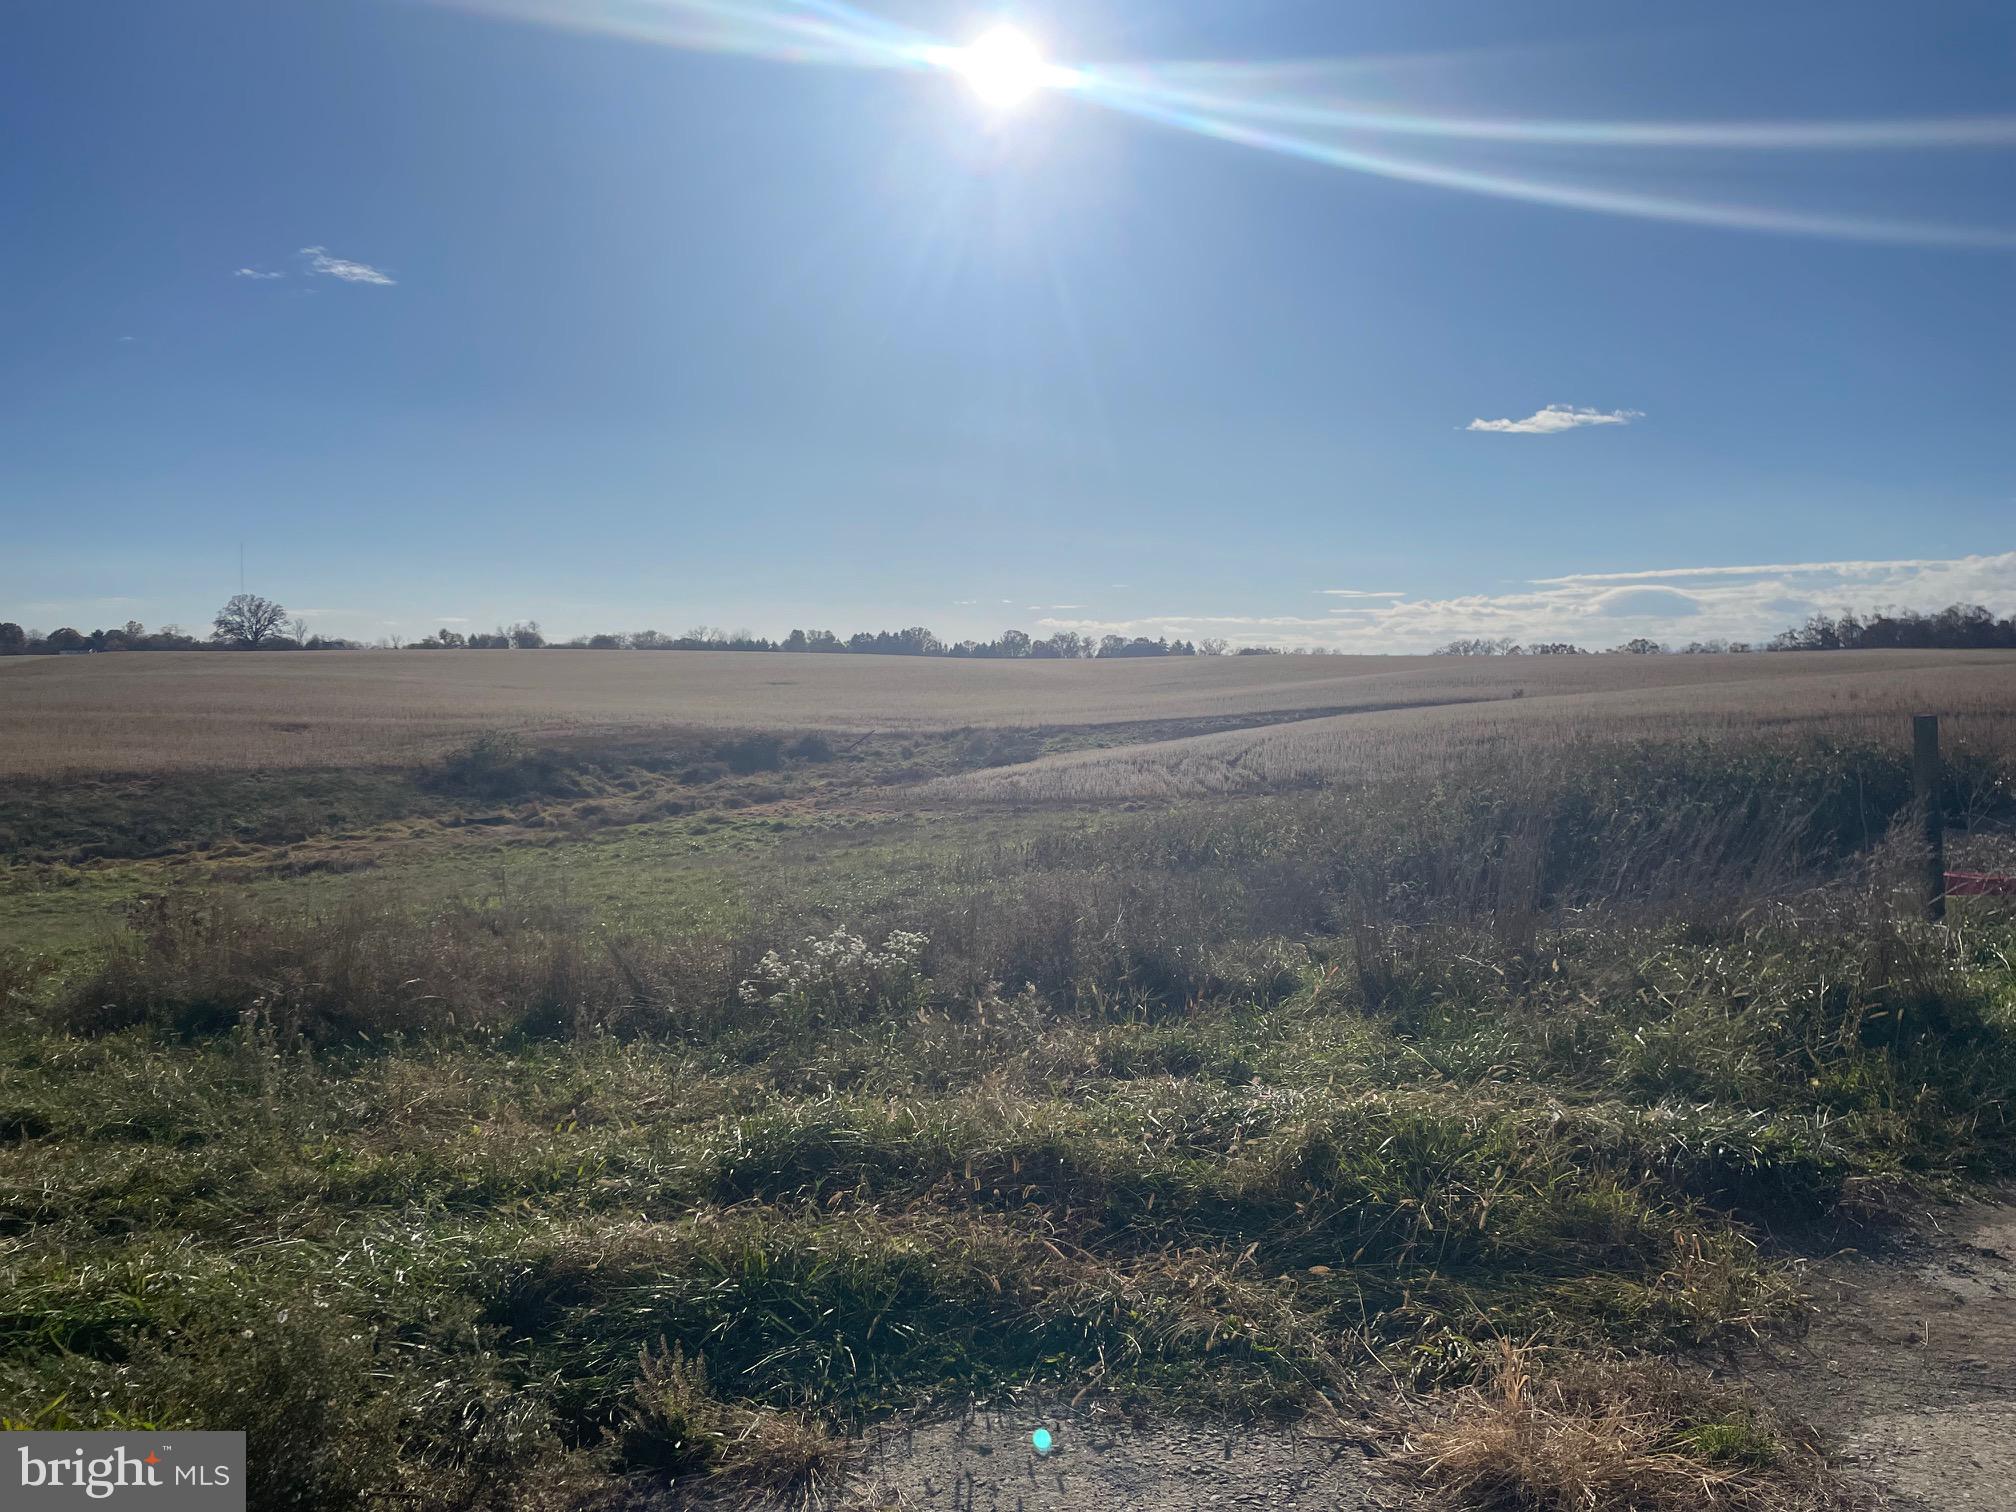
[1912,714,1945,921]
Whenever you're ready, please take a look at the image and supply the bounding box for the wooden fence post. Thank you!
[1912,714,1945,921]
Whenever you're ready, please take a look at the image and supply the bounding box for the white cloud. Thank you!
[1581,586,1703,619]
[1467,403,1642,435]
[1320,589,1404,598]
[1536,556,1964,585]
[234,267,285,280]
[1038,613,1360,634]
[1031,551,2016,653]
[300,246,395,285]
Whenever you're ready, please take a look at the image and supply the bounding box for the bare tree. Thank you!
[289,615,310,646]
[1435,637,1522,656]
[212,593,289,648]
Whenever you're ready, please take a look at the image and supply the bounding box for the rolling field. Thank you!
[931,652,2016,803]
[6,646,2013,776]
[5,649,2016,1510]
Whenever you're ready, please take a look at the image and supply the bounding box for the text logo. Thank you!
[7,1434,244,1510]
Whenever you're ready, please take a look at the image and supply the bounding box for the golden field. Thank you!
[3,645,2013,776]
[928,651,2016,802]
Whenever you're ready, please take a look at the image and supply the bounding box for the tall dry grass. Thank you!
[54,730,2011,1041]
[1395,1347,1855,1512]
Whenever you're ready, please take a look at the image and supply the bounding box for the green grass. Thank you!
[0,726,1105,953]
[4,730,2016,1507]
[5,903,2015,1503]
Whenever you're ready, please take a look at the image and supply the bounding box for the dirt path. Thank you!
[1742,1199,2016,1508]
[738,1203,2016,1511]
[842,1405,1391,1512]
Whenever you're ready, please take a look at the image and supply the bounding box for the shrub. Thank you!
[720,734,784,774]
[435,731,563,800]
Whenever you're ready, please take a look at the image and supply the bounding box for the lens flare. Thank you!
[421,0,2016,249]
[924,25,1078,107]
[951,26,1045,106]
[1089,88,2016,250]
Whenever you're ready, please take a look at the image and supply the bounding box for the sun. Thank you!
[945,26,1059,108]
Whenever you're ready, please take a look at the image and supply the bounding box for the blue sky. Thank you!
[4,0,2012,649]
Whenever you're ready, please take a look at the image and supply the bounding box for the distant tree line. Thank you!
[8,598,2013,659]
[1433,635,1706,656]
[1431,602,2016,657]
[543,626,1236,658]
[0,596,548,654]
[400,622,549,650]
[1762,603,2016,652]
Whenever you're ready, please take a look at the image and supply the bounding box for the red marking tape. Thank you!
[1945,872,2016,897]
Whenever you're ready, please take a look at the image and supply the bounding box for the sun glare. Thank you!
[946,25,1056,108]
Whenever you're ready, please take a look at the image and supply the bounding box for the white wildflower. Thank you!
[733,928,932,1019]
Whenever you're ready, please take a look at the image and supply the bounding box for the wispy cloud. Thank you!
[300,246,395,285]
[233,267,285,280]
[1467,403,1642,435]
[1536,557,1961,585]
[1320,589,1405,598]
[1031,551,2016,653]
[18,596,144,615]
